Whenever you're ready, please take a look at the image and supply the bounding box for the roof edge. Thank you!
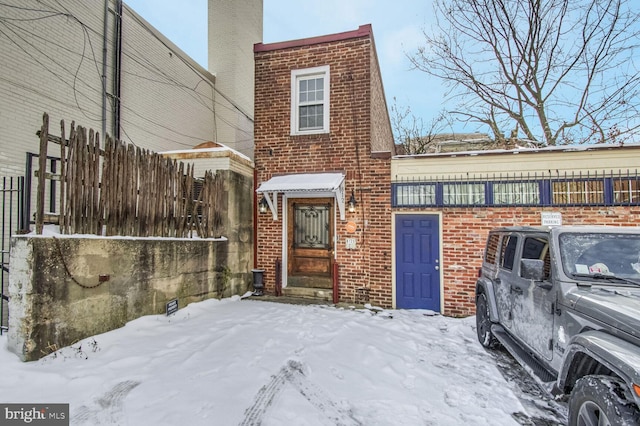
[254,24,372,53]
[123,4,215,84]
[392,142,640,160]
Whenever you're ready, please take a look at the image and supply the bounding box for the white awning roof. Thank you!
[256,173,346,220]
[257,173,344,193]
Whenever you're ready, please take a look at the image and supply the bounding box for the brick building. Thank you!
[392,144,640,316]
[254,25,396,307]
[255,25,640,318]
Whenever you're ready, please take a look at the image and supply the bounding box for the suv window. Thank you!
[559,232,640,278]
[485,233,500,264]
[521,237,551,280]
[500,235,518,270]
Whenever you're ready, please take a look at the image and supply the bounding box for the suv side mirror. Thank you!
[521,259,546,282]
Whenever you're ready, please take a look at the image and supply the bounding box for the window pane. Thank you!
[552,180,604,204]
[299,115,308,129]
[521,237,551,280]
[443,183,485,205]
[294,205,330,249]
[312,106,323,127]
[299,77,324,106]
[394,184,436,206]
[493,182,539,205]
[485,234,500,263]
[501,235,518,270]
[299,105,323,130]
[614,178,640,204]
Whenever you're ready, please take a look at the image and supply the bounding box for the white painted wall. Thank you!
[208,0,263,158]
[392,144,640,180]
[0,0,259,179]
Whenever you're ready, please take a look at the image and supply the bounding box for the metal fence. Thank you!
[0,176,23,335]
[392,170,640,208]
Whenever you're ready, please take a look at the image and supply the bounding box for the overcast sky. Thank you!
[124,0,449,135]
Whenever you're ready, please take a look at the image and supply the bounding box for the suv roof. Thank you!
[489,226,551,233]
[490,225,640,234]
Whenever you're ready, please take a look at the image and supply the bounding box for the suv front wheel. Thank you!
[568,375,640,426]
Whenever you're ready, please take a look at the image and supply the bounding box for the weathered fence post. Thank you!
[59,120,66,233]
[34,113,225,238]
[35,113,49,234]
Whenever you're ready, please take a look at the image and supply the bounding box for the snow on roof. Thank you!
[161,141,252,163]
[393,142,640,160]
[256,173,345,193]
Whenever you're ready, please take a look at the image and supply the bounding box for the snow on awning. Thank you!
[256,173,346,220]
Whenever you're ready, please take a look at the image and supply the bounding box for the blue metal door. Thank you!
[395,214,441,310]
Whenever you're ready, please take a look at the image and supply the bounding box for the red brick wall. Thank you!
[254,31,394,307]
[368,40,394,154]
[395,206,640,317]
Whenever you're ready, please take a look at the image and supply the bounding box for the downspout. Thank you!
[253,167,258,269]
[114,0,123,140]
[333,262,339,304]
[101,0,109,139]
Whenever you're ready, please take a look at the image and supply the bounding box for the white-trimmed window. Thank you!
[493,182,539,205]
[443,183,485,205]
[395,183,436,206]
[291,65,330,135]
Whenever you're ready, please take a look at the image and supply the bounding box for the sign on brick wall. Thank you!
[541,212,563,226]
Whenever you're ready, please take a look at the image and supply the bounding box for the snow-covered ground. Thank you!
[0,296,563,425]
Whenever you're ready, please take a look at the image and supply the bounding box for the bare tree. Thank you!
[391,98,452,154]
[410,0,640,145]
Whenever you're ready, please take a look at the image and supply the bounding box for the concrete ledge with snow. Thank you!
[7,234,237,361]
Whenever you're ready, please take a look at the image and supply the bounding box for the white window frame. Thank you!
[395,183,436,206]
[493,182,539,205]
[291,65,330,135]
[443,183,485,205]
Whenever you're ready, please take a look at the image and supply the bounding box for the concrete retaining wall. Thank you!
[8,236,239,361]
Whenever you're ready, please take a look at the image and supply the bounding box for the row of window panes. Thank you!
[299,105,324,130]
[393,178,640,207]
[299,77,324,103]
[298,76,325,131]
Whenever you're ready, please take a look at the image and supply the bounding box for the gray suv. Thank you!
[475,226,640,425]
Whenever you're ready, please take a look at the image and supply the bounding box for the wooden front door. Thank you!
[287,198,333,288]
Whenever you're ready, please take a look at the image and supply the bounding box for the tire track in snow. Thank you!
[240,359,361,426]
[72,380,140,425]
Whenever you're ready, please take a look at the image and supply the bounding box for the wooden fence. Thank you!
[35,113,223,238]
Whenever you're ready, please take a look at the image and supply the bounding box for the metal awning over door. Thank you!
[256,173,346,219]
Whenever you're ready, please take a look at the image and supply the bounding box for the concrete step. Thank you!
[281,286,333,301]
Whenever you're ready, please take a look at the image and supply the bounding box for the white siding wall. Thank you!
[392,145,640,180]
[120,4,217,153]
[0,1,109,177]
[208,0,262,157]
[0,0,257,176]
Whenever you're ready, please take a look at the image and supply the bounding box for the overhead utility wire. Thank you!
[1,2,254,148]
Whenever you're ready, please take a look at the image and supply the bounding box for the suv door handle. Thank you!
[511,285,523,295]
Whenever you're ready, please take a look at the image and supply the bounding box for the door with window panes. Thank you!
[287,198,334,288]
